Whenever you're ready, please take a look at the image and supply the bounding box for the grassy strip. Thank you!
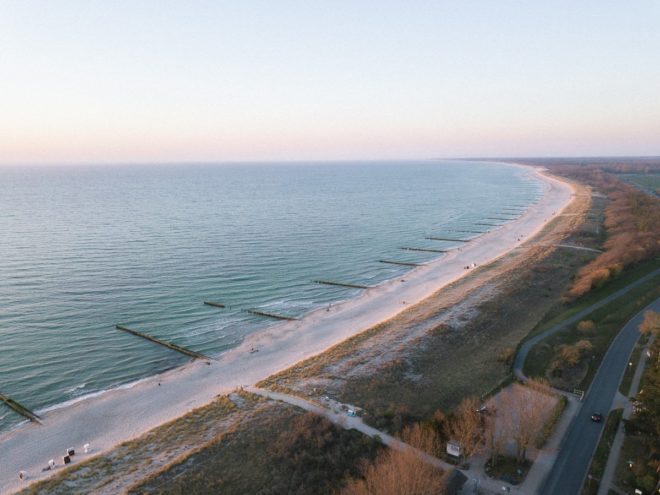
[535,395,568,449]
[582,408,623,495]
[522,275,660,391]
[614,433,656,493]
[525,258,660,341]
[618,335,648,396]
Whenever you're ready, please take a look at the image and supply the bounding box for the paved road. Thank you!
[514,268,660,381]
[540,297,660,495]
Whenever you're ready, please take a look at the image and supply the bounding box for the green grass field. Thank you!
[619,173,660,195]
[524,258,660,341]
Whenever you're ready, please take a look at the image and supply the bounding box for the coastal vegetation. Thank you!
[341,425,448,495]
[19,392,384,495]
[543,161,660,301]
[567,181,658,300]
[17,393,257,495]
[128,407,382,495]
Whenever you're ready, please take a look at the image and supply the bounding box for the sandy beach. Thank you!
[0,164,575,493]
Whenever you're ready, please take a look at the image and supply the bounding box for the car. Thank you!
[591,412,603,423]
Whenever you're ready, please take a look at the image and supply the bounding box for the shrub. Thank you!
[590,268,611,289]
[640,310,660,336]
[497,347,516,365]
[577,320,595,332]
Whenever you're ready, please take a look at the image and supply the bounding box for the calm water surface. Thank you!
[0,161,542,431]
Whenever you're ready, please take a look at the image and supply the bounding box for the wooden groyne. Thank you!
[244,309,299,321]
[448,230,487,234]
[0,393,42,424]
[116,325,209,360]
[425,236,470,242]
[313,280,371,290]
[203,301,226,309]
[399,247,447,253]
[379,260,422,267]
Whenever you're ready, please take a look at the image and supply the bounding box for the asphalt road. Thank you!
[514,268,660,381]
[540,297,660,495]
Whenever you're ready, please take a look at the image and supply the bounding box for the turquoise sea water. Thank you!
[0,161,542,431]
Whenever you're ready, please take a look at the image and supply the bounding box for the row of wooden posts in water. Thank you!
[114,217,515,364]
[0,205,532,423]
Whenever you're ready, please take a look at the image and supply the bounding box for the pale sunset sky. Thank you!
[1,1,659,164]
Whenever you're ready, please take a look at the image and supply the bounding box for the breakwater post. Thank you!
[0,393,42,424]
[243,309,299,321]
[313,280,371,290]
[447,230,487,234]
[203,301,226,309]
[424,236,470,242]
[115,325,210,360]
[378,260,422,267]
[399,247,447,253]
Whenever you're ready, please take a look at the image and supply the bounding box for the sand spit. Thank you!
[0,164,574,493]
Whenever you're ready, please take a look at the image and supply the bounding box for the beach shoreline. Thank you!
[0,163,575,493]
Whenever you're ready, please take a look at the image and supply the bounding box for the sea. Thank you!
[0,160,543,432]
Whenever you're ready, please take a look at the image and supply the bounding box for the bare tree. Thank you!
[448,396,483,461]
[484,409,509,468]
[341,425,448,495]
[506,381,555,463]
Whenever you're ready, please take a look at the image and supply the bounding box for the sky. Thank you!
[1,1,659,164]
